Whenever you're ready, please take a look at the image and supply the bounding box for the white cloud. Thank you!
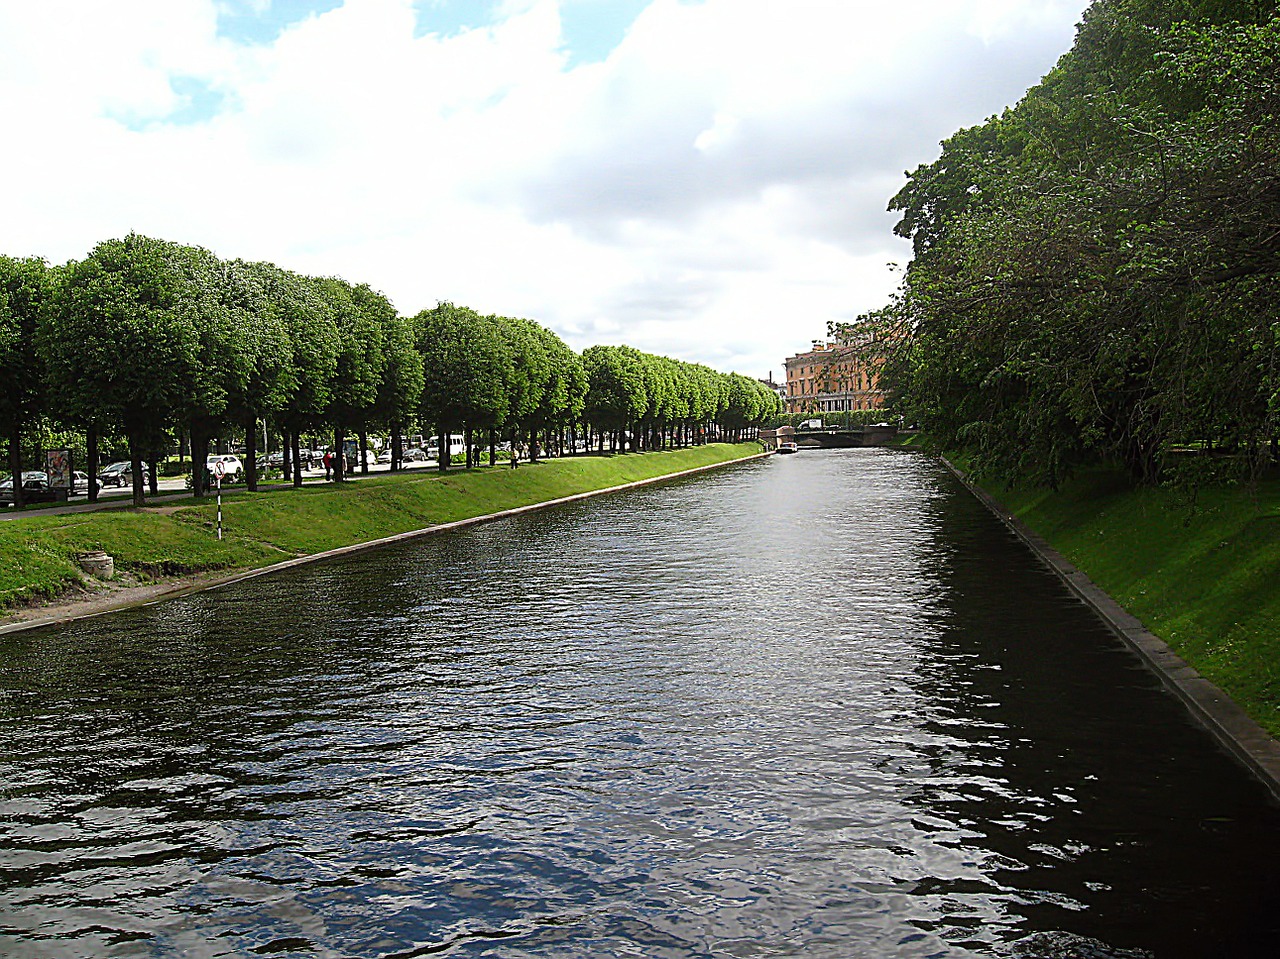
[0,0,1087,377]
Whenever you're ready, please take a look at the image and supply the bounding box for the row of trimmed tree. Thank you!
[1,234,781,506]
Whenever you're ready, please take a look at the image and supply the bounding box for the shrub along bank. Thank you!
[979,468,1280,738]
[0,444,763,615]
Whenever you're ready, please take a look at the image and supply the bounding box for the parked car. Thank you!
[0,471,55,507]
[71,470,91,492]
[98,461,137,488]
[205,454,244,482]
[263,451,286,468]
[402,447,429,462]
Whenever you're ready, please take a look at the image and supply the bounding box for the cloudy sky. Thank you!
[0,0,1088,378]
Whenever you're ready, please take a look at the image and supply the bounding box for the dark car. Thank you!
[98,461,136,488]
[0,471,55,507]
[99,461,156,488]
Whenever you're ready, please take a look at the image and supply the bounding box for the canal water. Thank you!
[2,450,1278,958]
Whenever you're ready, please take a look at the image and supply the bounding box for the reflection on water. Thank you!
[2,449,1279,958]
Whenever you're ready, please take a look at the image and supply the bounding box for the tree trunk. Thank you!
[282,430,293,483]
[245,414,259,492]
[465,427,474,469]
[147,458,159,496]
[8,423,24,509]
[359,428,369,474]
[87,425,100,503]
[437,428,448,472]
[391,422,403,472]
[334,428,346,482]
[292,432,305,488]
[128,432,146,507]
[190,422,207,498]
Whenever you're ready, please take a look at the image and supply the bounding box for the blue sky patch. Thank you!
[215,0,345,45]
[106,76,226,130]
[411,0,648,65]
[410,0,497,40]
[558,0,649,66]
[167,76,227,125]
[211,1,649,65]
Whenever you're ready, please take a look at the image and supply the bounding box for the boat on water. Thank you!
[777,441,799,454]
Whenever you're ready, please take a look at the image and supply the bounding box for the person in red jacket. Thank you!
[322,449,333,481]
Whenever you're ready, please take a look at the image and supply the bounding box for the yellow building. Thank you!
[783,331,889,415]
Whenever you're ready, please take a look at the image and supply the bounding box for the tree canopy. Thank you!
[886,0,1280,487]
[6,231,775,502]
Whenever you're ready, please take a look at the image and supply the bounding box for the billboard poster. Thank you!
[46,449,72,489]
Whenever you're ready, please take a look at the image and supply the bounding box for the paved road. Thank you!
[0,459,444,521]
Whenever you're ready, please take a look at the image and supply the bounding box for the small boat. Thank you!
[777,441,799,454]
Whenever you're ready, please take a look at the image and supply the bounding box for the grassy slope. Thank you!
[0,444,761,612]
[987,469,1280,737]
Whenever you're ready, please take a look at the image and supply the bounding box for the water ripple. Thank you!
[2,451,1279,957]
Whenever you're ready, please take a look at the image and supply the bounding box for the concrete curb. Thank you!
[940,456,1280,803]
[1,451,772,637]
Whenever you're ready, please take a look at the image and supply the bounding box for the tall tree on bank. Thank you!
[495,315,550,459]
[274,270,339,488]
[317,278,386,482]
[0,256,52,508]
[413,303,511,472]
[169,244,250,499]
[221,260,294,491]
[888,0,1280,487]
[40,234,201,506]
[372,311,424,471]
[583,345,648,451]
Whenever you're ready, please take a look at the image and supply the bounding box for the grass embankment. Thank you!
[0,443,762,614]
[981,468,1280,738]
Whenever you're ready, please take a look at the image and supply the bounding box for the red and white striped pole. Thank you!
[214,460,225,540]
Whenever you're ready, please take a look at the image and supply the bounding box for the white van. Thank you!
[426,434,467,460]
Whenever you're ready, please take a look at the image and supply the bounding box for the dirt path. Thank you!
[0,570,237,635]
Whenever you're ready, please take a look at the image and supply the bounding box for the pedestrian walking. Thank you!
[323,449,333,480]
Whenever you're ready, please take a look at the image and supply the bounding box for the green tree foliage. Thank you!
[496,315,552,456]
[219,260,295,490]
[583,345,648,446]
[40,234,206,505]
[889,0,1280,487]
[582,344,776,449]
[16,234,763,508]
[270,268,340,488]
[412,303,512,471]
[168,245,255,497]
[316,278,387,481]
[522,323,585,460]
[0,256,52,506]
[371,311,424,471]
